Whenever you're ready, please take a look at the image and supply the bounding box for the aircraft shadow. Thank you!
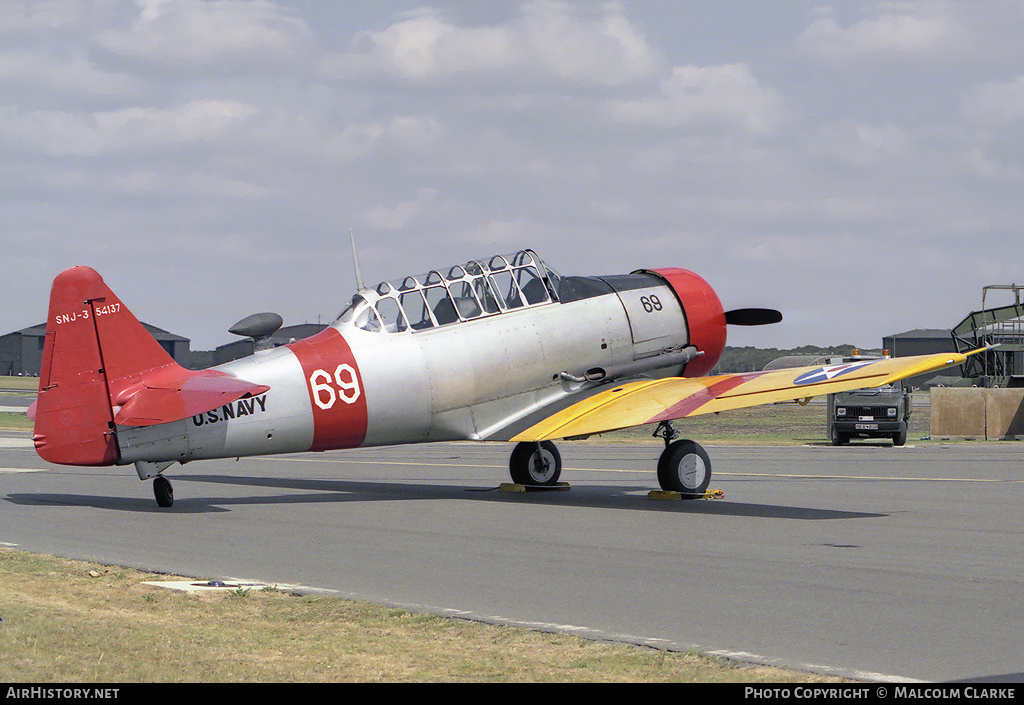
[5,474,884,520]
[4,492,230,514]
[166,473,883,520]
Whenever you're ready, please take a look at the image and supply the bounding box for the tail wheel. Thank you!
[509,441,562,486]
[154,475,174,508]
[657,439,711,498]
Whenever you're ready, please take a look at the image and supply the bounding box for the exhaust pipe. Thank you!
[561,346,704,384]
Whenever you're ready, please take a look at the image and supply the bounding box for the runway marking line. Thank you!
[271,457,1022,484]
[277,457,508,470]
[723,472,1021,483]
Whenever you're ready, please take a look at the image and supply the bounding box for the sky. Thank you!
[3,0,1024,352]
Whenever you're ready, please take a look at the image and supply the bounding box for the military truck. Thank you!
[826,355,912,446]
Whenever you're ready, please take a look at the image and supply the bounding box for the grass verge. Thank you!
[0,377,39,391]
[0,377,35,434]
[0,413,32,433]
[0,548,845,683]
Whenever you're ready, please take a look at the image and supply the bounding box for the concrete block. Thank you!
[986,388,1024,439]
[931,387,1024,439]
[931,388,986,438]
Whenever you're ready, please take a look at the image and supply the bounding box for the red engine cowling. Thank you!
[644,268,727,377]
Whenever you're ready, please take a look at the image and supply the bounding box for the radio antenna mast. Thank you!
[350,228,365,291]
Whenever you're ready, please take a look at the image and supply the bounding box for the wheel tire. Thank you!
[893,424,908,446]
[657,440,711,498]
[509,441,562,486]
[830,425,849,446]
[154,476,174,508]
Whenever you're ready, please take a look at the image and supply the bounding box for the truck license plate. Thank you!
[855,423,878,430]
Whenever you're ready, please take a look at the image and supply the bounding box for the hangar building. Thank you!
[883,329,959,388]
[1,322,190,377]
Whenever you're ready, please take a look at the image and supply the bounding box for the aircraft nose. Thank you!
[643,268,726,377]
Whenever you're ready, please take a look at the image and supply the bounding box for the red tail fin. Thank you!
[33,267,178,465]
[33,266,270,466]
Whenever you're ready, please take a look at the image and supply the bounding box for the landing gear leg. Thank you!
[657,439,712,499]
[153,475,174,508]
[509,441,562,486]
[653,420,679,447]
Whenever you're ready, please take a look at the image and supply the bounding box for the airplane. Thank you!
[28,248,980,507]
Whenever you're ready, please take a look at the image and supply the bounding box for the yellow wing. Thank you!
[511,349,980,442]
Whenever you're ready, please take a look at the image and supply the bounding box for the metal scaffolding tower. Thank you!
[951,285,1024,387]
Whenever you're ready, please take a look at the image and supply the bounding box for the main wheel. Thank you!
[509,441,562,486]
[657,440,711,498]
[154,475,174,508]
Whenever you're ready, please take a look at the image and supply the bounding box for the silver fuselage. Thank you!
[116,274,690,465]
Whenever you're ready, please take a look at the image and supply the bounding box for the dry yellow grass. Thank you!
[0,549,844,683]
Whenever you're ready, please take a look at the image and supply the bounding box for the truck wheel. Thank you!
[830,425,849,446]
[893,425,908,446]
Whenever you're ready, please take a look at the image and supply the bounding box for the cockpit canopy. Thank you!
[337,249,562,334]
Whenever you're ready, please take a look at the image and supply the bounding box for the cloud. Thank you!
[364,188,440,231]
[796,2,966,61]
[321,1,660,87]
[962,146,1022,181]
[0,1,76,32]
[384,115,443,154]
[0,49,139,98]
[961,75,1024,126]
[0,100,261,156]
[608,63,786,133]
[94,0,316,69]
[320,115,443,162]
[806,120,910,166]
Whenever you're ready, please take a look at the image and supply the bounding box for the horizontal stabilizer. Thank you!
[114,371,270,427]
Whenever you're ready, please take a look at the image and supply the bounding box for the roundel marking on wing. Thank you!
[793,360,876,386]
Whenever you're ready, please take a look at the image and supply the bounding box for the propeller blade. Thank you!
[725,308,783,326]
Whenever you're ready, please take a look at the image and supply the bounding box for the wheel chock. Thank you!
[647,489,724,501]
[499,482,570,493]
